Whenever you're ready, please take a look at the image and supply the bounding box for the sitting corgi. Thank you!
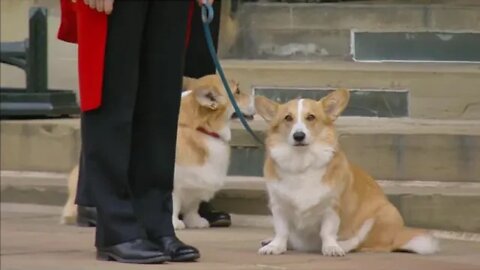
[61,75,256,230]
[255,89,439,256]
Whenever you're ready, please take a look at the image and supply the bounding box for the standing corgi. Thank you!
[255,89,439,256]
[173,74,255,229]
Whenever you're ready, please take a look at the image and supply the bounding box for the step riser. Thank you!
[2,183,477,233]
[223,3,480,60]
[211,189,480,233]
[254,87,409,118]
[231,29,350,60]
[239,3,480,32]
[223,62,480,120]
[353,32,480,62]
[230,133,480,182]
[2,121,479,182]
[0,122,81,173]
[1,185,66,206]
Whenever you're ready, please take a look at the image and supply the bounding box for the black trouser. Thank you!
[76,0,222,208]
[79,1,189,248]
[184,0,221,78]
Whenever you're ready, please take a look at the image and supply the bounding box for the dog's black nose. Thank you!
[293,131,306,142]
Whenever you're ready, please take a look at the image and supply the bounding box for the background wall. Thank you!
[1,0,78,94]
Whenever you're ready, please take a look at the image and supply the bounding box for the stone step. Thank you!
[253,86,410,118]
[212,176,480,233]
[352,31,480,62]
[237,2,480,32]
[1,171,479,233]
[222,59,480,119]
[222,1,480,60]
[2,117,480,181]
[228,117,480,182]
[1,119,81,173]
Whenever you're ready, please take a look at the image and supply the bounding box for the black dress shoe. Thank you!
[97,239,170,264]
[198,201,231,227]
[77,206,97,227]
[153,236,200,262]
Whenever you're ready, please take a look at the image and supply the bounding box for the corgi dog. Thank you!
[61,165,80,225]
[173,74,255,229]
[61,75,256,230]
[255,89,439,256]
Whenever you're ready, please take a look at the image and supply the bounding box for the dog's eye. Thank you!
[284,114,293,122]
[235,88,241,95]
[306,114,316,121]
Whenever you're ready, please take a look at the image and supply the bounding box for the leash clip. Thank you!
[201,1,214,24]
[201,1,264,146]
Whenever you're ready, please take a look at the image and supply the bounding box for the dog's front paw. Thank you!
[184,214,210,229]
[258,243,287,255]
[322,243,345,257]
[60,215,76,225]
[173,218,186,230]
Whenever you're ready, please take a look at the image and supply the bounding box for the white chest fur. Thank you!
[175,136,230,192]
[268,169,335,231]
[173,135,231,229]
[267,143,336,230]
[269,169,332,211]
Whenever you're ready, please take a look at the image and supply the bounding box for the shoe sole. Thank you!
[97,251,170,264]
[77,217,96,227]
[169,253,200,262]
[209,220,231,228]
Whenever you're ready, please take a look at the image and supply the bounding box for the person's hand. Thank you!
[81,0,114,15]
[197,0,214,6]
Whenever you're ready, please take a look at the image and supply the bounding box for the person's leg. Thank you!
[127,0,199,262]
[71,0,227,229]
[75,115,97,227]
[184,0,221,78]
[183,1,232,228]
[82,2,145,247]
[82,1,170,263]
[76,115,89,205]
[81,0,153,248]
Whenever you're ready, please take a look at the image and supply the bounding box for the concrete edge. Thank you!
[222,59,480,74]
[3,171,480,196]
[2,202,479,243]
[2,115,480,135]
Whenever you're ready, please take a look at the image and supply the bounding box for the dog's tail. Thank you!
[394,227,439,255]
[338,218,375,253]
[60,165,79,225]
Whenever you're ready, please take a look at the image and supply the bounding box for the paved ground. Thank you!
[1,203,480,270]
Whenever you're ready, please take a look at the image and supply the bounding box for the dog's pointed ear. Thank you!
[195,88,220,110]
[319,89,350,122]
[255,96,279,122]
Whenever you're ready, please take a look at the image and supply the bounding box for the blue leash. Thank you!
[201,3,264,146]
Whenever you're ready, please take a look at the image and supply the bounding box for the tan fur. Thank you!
[176,75,252,167]
[256,89,438,254]
[60,164,79,225]
[182,76,197,91]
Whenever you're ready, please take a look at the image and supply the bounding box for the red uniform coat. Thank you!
[58,0,195,111]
